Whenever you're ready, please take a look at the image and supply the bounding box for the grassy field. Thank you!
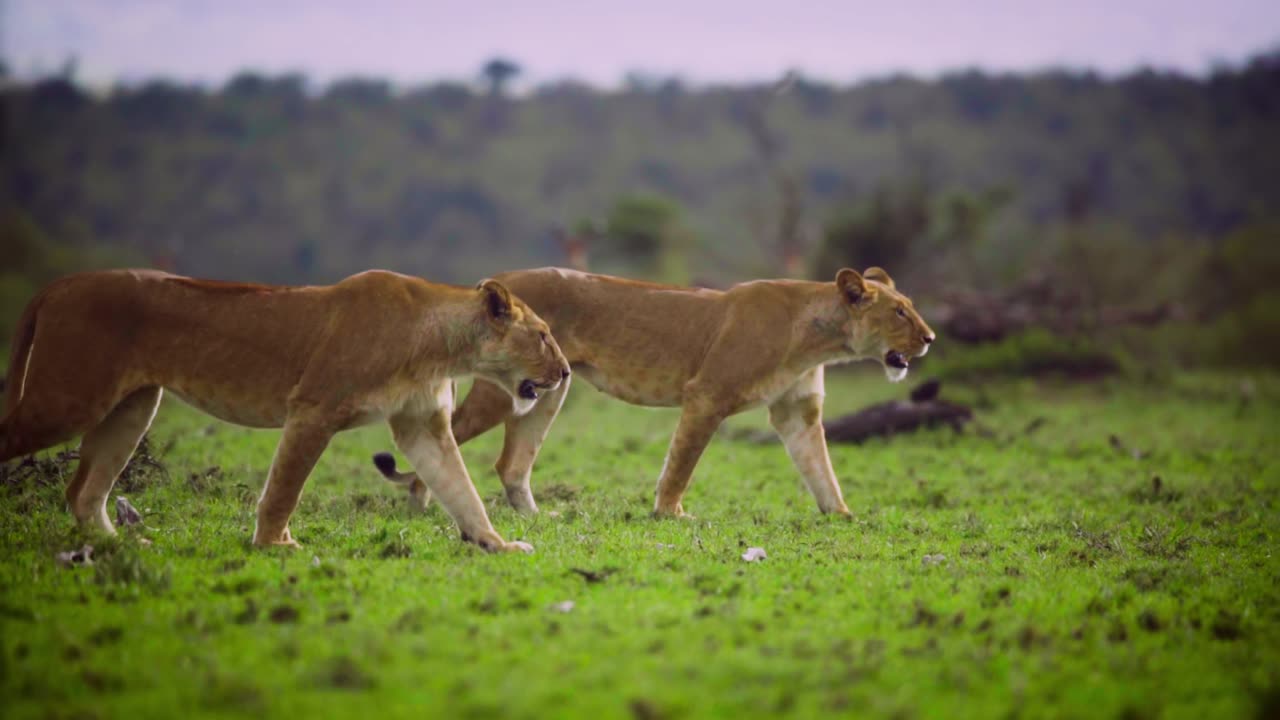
[2,369,1278,719]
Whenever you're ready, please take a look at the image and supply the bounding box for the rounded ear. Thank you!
[863,267,895,288]
[835,268,869,305]
[477,279,513,322]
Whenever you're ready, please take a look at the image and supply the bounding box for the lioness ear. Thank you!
[477,279,513,322]
[863,267,895,288]
[835,268,870,306]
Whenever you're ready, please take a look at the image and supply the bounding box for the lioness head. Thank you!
[835,267,935,382]
[471,279,571,413]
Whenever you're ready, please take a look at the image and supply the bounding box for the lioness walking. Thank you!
[375,266,933,517]
[0,269,569,552]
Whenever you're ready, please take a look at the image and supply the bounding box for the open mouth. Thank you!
[518,377,563,400]
[885,350,909,370]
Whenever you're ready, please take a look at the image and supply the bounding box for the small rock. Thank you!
[569,567,616,584]
[741,547,767,562]
[1108,434,1145,460]
[139,538,152,547]
[56,544,94,568]
[922,553,947,567]
[115,496,142,527]
[311,555,322,568]
[656,543,676,550]
[549,600,575,614]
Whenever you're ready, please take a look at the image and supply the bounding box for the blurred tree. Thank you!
[326,77,392,107]
[111,81,200,131]
[28,76,87,112]
[224,72,272,98]
[481,58,521,96]
[407,82,473,111]
[1,48,1277,331]
[479,58,521,130]
[731,71,810,276]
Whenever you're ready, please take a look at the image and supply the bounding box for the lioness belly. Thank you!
[573,363,683,407]
[167,385,288,429]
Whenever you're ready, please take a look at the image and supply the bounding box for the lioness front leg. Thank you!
[389,411,532,553]
[494,374,570,513]
[253,415,336,547]
[653,400,727,518]
[768,369,850,515]
[372,379,517,512]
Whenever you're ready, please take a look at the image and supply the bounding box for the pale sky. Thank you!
[4,0,1278,89]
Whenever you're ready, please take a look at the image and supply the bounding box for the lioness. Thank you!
[374,267,933,517]
[0,269,569,552]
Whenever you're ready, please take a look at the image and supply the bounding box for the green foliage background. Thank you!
[4,53,1278,287]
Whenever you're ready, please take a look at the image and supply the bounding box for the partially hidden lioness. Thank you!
[374,266,933,517]
[0,269,569,552]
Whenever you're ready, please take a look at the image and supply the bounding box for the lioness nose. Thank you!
[561,367,571,380]
[923,334,934,344]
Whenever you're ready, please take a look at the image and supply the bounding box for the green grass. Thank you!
[2,369,1279,719]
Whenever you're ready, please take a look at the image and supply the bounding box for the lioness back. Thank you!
[493,268,729,406]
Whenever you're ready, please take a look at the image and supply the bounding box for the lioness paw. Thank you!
[252,527,302,549]
[253,538,302,549]
[462,530,533,554]
[652,504,696,520]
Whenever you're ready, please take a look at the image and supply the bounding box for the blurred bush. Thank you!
[1198,223,1280,367]
[932,328,1129,381]
[596,193,692,283]
[0,209,141,349]
[811,181,929,279]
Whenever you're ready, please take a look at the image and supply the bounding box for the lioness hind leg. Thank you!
[653,402,726,518]
[494,375,570,513]
[0,416,80,464]
[252,415,335,547]
[0,389,115,464]
[67,386,163,533]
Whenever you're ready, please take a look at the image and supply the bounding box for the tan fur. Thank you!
[378,267,933,517]
[0,269,569,552]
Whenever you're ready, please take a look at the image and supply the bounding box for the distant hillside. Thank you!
[2,51,1278,286]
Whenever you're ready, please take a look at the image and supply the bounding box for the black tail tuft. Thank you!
[372,452,399,479]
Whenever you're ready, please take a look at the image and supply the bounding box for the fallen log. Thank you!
[724,378,973,445]
[824,380,973,444]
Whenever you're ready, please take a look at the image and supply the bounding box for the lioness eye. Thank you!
[896,307,907,319]
[540,332,549,344]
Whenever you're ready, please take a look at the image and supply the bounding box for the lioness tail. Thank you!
[372,452,416,484]
[3,287,44,417]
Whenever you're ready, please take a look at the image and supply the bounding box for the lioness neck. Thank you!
[788,282,870,368]
[410,297,488,380]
